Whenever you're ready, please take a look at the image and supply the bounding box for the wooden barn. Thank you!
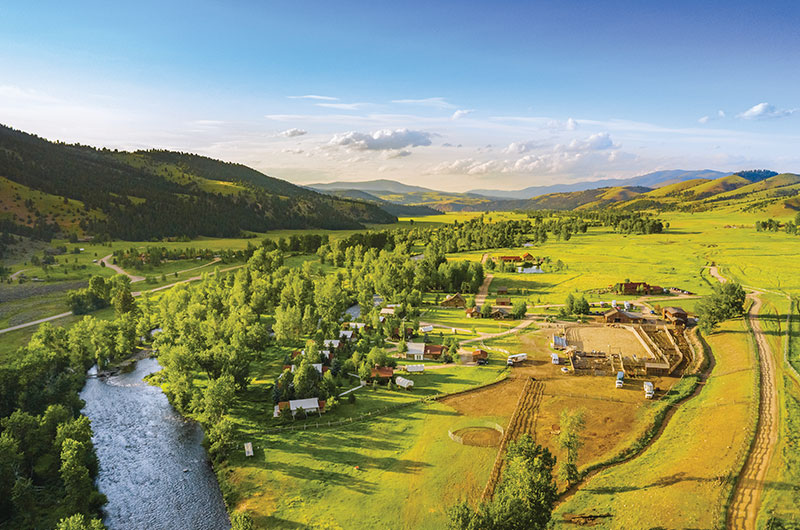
[496,296,512,306]
[603,307,644,324]
[662,306,688,325]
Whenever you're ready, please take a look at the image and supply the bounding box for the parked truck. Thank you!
[507,353,527,366]
[643,381,654,398]
[615,371,624,389]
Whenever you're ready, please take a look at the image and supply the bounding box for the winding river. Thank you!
[81,358,231,530]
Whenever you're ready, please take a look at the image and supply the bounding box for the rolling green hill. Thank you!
[0,124,395,240]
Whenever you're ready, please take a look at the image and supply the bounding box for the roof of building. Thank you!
[407,342,425,355]
[339,330,354,339]
[395,376,414,388]
[380,307,396,315]
[443,293,464,301]
[406,364,425,372]
[496,296,511,304]
[323,339,341,348]
[664,306,687,315]
[289,397,320,411]
[425,344,445,355]
[371,366,394,378]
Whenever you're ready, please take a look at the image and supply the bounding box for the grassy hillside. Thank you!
[681,174,752,199]
[0,124,395,240]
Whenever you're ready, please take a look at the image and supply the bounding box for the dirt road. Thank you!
[0,311,74,335]
[99,254,145,282]
[728,292,779,530]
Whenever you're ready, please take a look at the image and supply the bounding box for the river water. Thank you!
[80,358,231,530]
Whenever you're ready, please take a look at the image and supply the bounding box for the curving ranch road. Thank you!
[728,292,779,530]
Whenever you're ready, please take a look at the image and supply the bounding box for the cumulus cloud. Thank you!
[431,132,620,176]
[282,148,305,154]
[451,109,474,120]
[288,94,339,101]
[328,128,434,151]
[392,97,455,109]
[503,140,546,155]
[545,117,579,131]
[279,128,307,137]
[737,102,796,120]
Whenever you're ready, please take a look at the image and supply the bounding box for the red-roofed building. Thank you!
[371,366,395,380]
[424,344,445,360]
[500,256,522,262]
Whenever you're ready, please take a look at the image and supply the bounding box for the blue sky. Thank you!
[1,1,799,190]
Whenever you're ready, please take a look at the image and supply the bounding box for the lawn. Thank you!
[222,364,507,529]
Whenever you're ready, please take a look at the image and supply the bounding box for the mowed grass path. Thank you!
[226,366,506,529]
[552,317,757,529]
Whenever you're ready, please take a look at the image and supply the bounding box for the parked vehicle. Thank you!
[476,359,488,366]
[643,381,655,398]
[615,371,624,389]
[506,353,527,366]
[551,353,560,365]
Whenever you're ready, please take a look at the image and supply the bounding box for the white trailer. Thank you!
[643,381,654,398]
[507,353,528,366]
[551,353,560,365]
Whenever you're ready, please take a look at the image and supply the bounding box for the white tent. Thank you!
[405,364,425,373]
[395,376,414,389]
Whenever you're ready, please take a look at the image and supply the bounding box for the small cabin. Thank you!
[496,296,512,306]
[441,293,466,308]
[406,342,426,361]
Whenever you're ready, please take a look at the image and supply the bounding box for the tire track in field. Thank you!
[727,293,779,530]
[481,378,543,501]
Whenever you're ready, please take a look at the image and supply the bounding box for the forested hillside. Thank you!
[0,125,395,241]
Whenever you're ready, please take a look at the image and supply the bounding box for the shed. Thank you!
[497,286,509,295]
[395,376,414,389]
[496,296,512,306]
[490,307,512,320]
[419,325,434,333]
[405,364,425,373]
[472,349,488,361]
[465,306,480,318]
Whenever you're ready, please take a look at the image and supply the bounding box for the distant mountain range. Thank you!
[307,169,797,215]
[467,170,730,199]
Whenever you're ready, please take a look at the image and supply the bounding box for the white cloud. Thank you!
[384,149,412,159]
[566,117,578,131]
[503,140,546,155]
[282,148,304,154]
[328,128,434,151]
[431,133,621,176]
[392,97,455,109]
[698,110,726,124]
[279,128,307,137]
[288,95,339,101]
[738,102,796,120]
[316,102,366,110]
[451,109,474,120]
